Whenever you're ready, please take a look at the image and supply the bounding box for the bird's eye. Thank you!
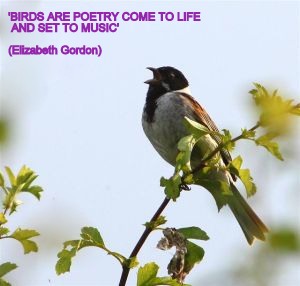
[169,73,176,79]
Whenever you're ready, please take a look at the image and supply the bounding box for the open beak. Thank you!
[144,67,161,84]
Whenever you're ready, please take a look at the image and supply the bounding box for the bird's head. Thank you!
[145,66,189,93]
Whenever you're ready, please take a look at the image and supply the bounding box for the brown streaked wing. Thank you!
[179,93,234,171]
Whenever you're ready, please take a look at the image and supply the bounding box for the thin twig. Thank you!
[190,123,260,175]
[118,196,171,286]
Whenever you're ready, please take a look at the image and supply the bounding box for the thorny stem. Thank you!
[118,123,261,286]
[118,196,171,286]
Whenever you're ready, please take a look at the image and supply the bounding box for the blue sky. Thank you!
[1,1,299,285]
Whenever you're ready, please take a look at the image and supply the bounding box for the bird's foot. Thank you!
[180,184,191,191]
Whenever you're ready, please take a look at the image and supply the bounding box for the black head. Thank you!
[145,66,189,94]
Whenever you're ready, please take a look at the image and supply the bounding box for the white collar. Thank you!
[174,86,192,95]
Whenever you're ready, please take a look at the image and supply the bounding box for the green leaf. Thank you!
[136,263,187,286]
[11,228,39,240]
[250,83,300,131]
[16,166,34,186]
[0,262,17,278]
[10,228,39,254]
[228,156,256,197]
[23,185,43,200]
[63,239,80,249]
[56,248,77,275]
[255,133,283,161]
[144,216,167,230]
[195,167,232,197]
[176,135,197,172]
[80,227,104,246]
[56,226,126,275]
[55,257,72,275]
[178,227,209,241]
[180,117,211,173]
[0,227,9,237]
[160,175,181,201]
[183,241,205,275]
[4,167,15,187]
[0,172,4,187]
[229,156,243,172]
[75,233,126,264]
[21,174,38,191]
[177,135,196,153]
[193,165,232,196]
[19,240,38,254]
[137,262,159,286]
[239,169,257,197]
[0,213,7,225]
[183,117,210,137]
[241,128,256,139]
[221,129,235,151]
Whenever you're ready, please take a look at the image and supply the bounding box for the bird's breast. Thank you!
[142,91,230,184]
[142,92,193,165]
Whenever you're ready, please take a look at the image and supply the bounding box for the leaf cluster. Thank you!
[1,166,43,215]
[56,227,134,275]
[250,83,300,128]
[0,166,43,286]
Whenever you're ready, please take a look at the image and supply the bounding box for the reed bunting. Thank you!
[142,66,268,244]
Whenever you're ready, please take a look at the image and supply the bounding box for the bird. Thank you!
[142,66,268,244]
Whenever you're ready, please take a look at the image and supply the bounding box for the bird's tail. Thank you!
[228,183,268,245]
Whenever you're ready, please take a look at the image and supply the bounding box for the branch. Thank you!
[119,123,261,285]
[118,196,171,286]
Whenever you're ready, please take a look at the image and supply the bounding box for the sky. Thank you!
[1,1,300,286]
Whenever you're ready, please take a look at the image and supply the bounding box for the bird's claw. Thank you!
[180,184,191,191]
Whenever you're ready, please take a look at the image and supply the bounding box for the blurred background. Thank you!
[0,1,299,285]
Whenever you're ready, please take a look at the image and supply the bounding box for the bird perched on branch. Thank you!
[142,66,268,244]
